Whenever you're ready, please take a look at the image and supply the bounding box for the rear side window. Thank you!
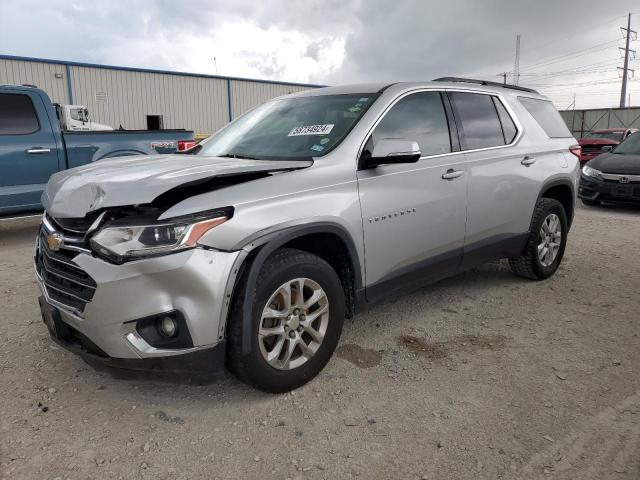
[0,93,40,135]
[449,92,505,150]
[518,97,572,138]
[493,97,518,143]
[372,92,452,156]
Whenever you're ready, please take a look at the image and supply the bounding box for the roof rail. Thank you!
[433,77,538,94]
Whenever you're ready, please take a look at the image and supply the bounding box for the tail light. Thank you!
[177,140,198,151]
[569,144,581,159]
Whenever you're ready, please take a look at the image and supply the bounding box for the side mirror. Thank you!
[362,138,421,168]
[601,145,613,152]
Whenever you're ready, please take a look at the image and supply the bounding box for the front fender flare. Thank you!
[232,222,362,355]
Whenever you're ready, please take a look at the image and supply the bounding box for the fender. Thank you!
[235,222,363,354]
[537,177,576,227]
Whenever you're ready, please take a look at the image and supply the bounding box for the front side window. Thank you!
[450,92,505,150]
[0,93,40,135]
[197,94,376,160]
[370,92,452,157]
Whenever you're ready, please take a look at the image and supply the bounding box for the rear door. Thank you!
[356,90,468,300]
[0,92,61,215]
[447,91,541,268]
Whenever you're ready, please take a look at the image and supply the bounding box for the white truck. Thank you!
[54,103,113,131]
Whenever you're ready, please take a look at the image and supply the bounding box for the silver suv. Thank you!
[35,78,579,392]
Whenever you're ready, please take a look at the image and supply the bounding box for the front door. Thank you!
[0,92,61,215]
[356,91,468,301]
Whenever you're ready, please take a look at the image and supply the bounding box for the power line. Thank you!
[521,39,621,71]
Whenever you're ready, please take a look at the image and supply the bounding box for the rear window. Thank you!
[449,92,505,150]
[518,97,572,138]
[0,93,40,135]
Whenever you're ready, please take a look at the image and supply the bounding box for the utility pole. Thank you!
[501,72,507,85]
[619,13,636,107]
[513,35,521,86]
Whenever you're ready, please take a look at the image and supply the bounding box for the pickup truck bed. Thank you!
[0,84,194,216]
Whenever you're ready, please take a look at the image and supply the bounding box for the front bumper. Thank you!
[35,241,243,370]
[578,175,640,204]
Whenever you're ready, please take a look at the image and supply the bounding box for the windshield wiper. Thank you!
[218,153,261,160]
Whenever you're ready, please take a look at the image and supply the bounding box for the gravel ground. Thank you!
[1,203,639,480]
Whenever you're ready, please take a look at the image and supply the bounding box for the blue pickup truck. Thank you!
[0,84,195,217]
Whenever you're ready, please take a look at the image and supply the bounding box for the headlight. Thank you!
[582,165,603,179]
[91,215,227,262]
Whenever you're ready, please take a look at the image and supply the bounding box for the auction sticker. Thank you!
[288,124,334,136]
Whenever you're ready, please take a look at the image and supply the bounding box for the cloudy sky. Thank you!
[1,0,638,109]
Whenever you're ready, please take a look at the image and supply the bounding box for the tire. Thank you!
[509,198,568,280]
[581,198,601,207]
[226,248,345,393]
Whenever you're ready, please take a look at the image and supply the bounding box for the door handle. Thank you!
[442,169,464,180]
[521,156,536,166]
[26,148,51,155]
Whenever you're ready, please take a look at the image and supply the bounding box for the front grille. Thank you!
[35,220,96,314]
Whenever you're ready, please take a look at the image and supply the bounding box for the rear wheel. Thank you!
[581,198,601,207]
[509,198,568,280]
[226,248,345,393]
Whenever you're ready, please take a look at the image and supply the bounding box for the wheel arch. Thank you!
[229,222,363,355]
[538,179,575,227]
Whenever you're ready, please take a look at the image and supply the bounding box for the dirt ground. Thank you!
[1,203,639,480]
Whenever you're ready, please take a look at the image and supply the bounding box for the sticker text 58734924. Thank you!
[288,124,334,136]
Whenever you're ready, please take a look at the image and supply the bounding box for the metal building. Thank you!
[0,54,321,135]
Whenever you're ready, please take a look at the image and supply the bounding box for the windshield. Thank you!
[70,108,88,122]
[612,132,640,155]
[584,131,624,142]
[196,94,376,160]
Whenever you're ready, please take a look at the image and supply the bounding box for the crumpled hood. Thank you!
[43,154,312,218]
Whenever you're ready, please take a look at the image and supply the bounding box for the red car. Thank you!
[579,128,638,164]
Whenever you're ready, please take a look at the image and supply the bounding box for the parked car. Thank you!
[579,131,640,206]
[0,85,195,216]
[578,128,637,164]
[35,78,579,392]
[54,103,114,131]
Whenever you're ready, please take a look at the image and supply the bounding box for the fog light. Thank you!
[158,316,178,337]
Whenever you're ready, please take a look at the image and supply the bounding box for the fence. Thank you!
[560,108,640,139]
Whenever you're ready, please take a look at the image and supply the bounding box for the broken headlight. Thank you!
[90,215,227,262]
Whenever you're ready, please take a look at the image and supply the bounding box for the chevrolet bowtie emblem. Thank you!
[46,233,64,251]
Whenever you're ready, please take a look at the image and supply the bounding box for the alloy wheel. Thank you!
[258,278,330,370]
[538,213,562,267]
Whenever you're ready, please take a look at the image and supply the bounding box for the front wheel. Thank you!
[509,198,568,280]
[226,248,345,393]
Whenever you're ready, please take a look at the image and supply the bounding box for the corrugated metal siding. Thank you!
[560,108,640,138]
[230,80,311,118]
[1,57,320,134]
[0,58,69,104]
[70,66,230,133]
